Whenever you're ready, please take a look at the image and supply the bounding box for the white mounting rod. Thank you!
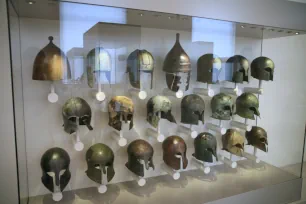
[161,163,180,180]
[192,156,211,174]
[96,83,106,102]
[243,152,261,164]
[48,83,59,103]
[111,131,127,147]
[178,125,198,139]
[49,173,63,201]
[97,170,108,194]
[146,128,165,143]
[129,171,146,187]
[220,85,242,96]
[230,121,252,131]
[193,87,214,97]
[219,154,237,169]
[162,88,184,99]
[74,121,84,151]
[128,88,147,100]
[205,123,227,135]
[243,87,263,95]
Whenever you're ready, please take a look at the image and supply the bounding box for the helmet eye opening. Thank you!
[68,117,77,122]
[235,144,243,149]
[260,138,266,143]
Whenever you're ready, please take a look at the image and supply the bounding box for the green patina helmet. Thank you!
[193,132,218,163]
[224,55,249,83]
[236,92,260,120]
[211,93,233,120]
[251,56,275,81]
[181,94,205,125]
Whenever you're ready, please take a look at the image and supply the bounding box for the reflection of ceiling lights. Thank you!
[27,0,36,4]
[182,17,188,20]
[240,25,245,28]
[168,16,173,20]
[139,13,144,16]
[295,32,300,35]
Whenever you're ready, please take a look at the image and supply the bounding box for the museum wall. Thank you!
[19,17,306,197]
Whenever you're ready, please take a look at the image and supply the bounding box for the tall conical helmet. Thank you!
[32,36,71,81]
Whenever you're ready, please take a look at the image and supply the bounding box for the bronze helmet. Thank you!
[251,56,275,81]
[108,96,134,131]
[211,93,233,120]
[87,47,112,88]
[126,139,155,177]
[127,49,154,89]
[222,129,245,157]
[246,126,268,152]
[236,92,260,120]
[62,97,93,134]
[41,147,71,192]
[224,55,249,83]
[33,36,71,81]
[193,132,218,163]
[147,95,176,128]
[162,136,188,170]
[86,143,115,184]
[181,94,205,125]
[163,33,191,92]
[197,54,222,84]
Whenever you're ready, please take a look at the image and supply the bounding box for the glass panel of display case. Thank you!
[8,0,306,203]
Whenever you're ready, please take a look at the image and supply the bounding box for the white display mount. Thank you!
[73,121,84,151]
[162,88,184,99]
[162,155,184,180]
[178,124,198,139]
[230,119,252,131]
[205,120,227,135]
[244,80,263,95]
[111,131,127,147]
[48,173,63,202]
[47,82,59,103]
[128,88,147,100]
[97,167,109,194]
[192,156,211,174]
[146,128,165,143]
[243,147,261,164]
[193,84,214,97]
[219,154,237,169]
[220,84,242,96]
[95,83,106,102]
[128,160,147,187]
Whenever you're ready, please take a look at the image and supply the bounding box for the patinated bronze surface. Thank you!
[62,97,93,134]
[108,96,134,131]
[127,49,154,89]
[41,147,71,192]
[181,94,205,125]
[33,36,71,81]
[162,135,188,170]
[147,95,176,128]
[87,47,112,88]
[211,93,233,120]
[86,143,115,184]
[225,55,249,83]
[222,129,244,157]
[246,126,268,152]
[236,92,260,120]
[197,54,222,84]
[126,139,155,177]
[251,56,275,81]
[193,132,218,163]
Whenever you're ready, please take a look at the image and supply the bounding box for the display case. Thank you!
[7,0,306,203]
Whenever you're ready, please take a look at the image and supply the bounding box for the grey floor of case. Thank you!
[29,160,299,204]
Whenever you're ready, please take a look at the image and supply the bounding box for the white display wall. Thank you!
[19,17,306,197]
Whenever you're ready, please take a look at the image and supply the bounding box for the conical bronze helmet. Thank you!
[33,36,71,81]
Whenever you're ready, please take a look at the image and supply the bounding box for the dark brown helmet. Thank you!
[251,56,275,81]
[162,136,188,170]
[246,126,268,152]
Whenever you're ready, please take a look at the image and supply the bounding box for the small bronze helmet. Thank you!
[147,95,176,128]
[86,143,115,184]
[33,36,71,81]
[163,33,191,92]
[181,94,205,125]
[225,55,249,83]
[197,54,222,84]
[108,96,134,131]
[62,97,93,134]
[236,92,260,120]
[222,129,245,157]
[127,49,154,89]
[251,56,275,81]
[87,47,112,88]
[193,132,218,163]
[246,126,268,152]
[41,147,71,192]
[126,139,155,177]
[211,93,233,120]
[162,136,188,170]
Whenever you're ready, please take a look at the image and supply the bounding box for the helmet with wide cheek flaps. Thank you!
[193,132,218,163]
[246,126,268,152]
[108,96,134,131]
[62,97,93,134]
[235,92,260,120]
[86,143,115,184]
[162,135,188,170]
[224,55,249,83]
[125,139,155,177]
[222,129,245,157]
[211,93,233,120]
[197,53,222,84]
[41,148,71,193]
[181,94,205,125]
[251,56,275,81]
